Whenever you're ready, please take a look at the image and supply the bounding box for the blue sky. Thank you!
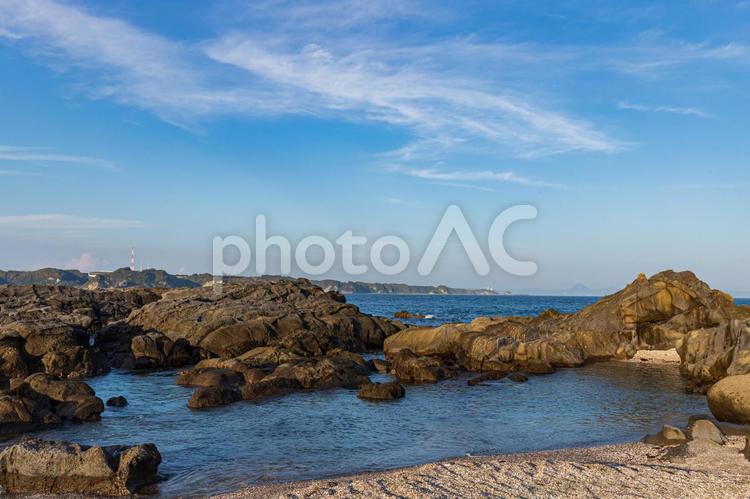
[0,0,748,293]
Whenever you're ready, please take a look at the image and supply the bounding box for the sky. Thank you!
[0,0,748,294]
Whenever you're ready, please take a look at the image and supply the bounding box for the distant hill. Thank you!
[0,268,497,295]
[0,268,89,287]
[313,279,497,295]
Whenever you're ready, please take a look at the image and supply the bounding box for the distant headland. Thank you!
[0,267,498,296]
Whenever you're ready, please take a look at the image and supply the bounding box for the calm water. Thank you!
[2,294,735,497]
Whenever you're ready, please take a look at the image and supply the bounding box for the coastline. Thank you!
[217,438,750,498]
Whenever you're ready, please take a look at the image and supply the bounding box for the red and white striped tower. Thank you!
[130,246,136,271]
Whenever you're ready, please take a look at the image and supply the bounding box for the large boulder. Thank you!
[127,279,402,359]
[0,374,104,434]
[188,386,241,409]
[707,374,750,424]
[0,439,161,495]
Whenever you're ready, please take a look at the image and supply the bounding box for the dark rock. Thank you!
[0,337,29,379]
[239,377,301,401]
[57,396,105,422]
[127,279,403,359]
[0,374,104,433]
[468,371,507,386]
[508,373,529,383]
[0,439,161,495]
[358,382,405,400]
[41,346,110,379]
[106,396,128,407]
[390,349,456,383]
[131,332,194,369]
[188,386,241,409]
[176,368,245,389]
[24,373,94,402]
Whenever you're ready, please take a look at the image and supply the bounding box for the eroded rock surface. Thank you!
[384,271,750,386]
[0,374,104,435]
[0,285,160,379]
[128,279,402,359]
[0,439,161,495]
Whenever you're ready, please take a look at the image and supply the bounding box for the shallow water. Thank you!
[2,294,737,497]
[4,363,706,496]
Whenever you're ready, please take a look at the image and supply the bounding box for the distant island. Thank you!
[0,268,498,295]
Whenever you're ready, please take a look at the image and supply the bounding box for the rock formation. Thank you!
[358,381,405,400]
[127,279,402,359]
[0,439,161,495]
[179,350,371,408]
[384,271,750,389]
[707,374,750,424]
[0,285,160,380]
[0,374,104,435]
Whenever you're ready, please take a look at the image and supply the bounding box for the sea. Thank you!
[4,294,749,496]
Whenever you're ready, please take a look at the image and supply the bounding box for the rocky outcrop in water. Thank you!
[358,381,405,400]
[0,374,104,435]
[384,271,750,387]
[0,439,161,495]
[179,350,371,408]
[128,279,402,359]
[0,285,160,381]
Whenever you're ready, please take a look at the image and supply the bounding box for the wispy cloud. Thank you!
[384,197,417,206]
[1,0,747,171]
[384,163,558,188]
[0,214,147,230]
[0,0,618,160]
[0,145,119,171]
[617,101,711,118]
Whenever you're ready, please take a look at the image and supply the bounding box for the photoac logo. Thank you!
[212,204,537,282]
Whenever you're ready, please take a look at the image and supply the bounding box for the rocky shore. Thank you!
[2,269,750,495]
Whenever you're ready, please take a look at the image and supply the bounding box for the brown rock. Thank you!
[508,373,529,383]
[390,349,456,383]
[687,418,726,444]
[707,374,750,424]
[384,271,748,383]
[131,332,193,369]
[642,425,688,446]
[106,396,128,407]
[368,358,389,373]
[358,382,405,400]
[188,386,241,409]
[24,373,94,402]
[0,439,161,495]
[127,279,402,359]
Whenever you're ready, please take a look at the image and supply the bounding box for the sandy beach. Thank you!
[218,438,750,499]
[623,348,682,364]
